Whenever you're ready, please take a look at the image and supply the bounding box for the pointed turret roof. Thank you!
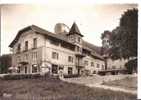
[68,22,83,37]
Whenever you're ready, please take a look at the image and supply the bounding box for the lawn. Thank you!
[102,76,137,91]
[0,77,137,100]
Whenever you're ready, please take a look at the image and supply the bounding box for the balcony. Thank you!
[14,47,43,62]
[75,61,84,68]
[75,52,85,58]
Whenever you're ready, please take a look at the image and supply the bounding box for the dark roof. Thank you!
[9,25,75,47]
[68,22,83,37]
[82,41,103,60]
[9,24,103,60]
[101,47,111,57]
[83,41,102,54]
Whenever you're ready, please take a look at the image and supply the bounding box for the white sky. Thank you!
[1,4,137,55]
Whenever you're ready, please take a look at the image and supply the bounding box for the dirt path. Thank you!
[63,74,137,95]
[86,84,137,95]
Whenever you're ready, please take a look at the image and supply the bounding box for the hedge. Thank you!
[1,73,41,80]
[64,74,80,78]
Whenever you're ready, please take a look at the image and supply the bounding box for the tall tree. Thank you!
[0,54,12,73]
[109,8,138,73]
[110,8,137,59]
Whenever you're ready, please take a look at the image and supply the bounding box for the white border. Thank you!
[0,0,140,99]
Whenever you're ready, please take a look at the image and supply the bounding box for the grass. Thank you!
[0,77,137,100]
[102,76,137,91]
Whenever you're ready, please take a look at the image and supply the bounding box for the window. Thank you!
[91,62,94,67]
[17,44,21,53]
[76,46,79,52]
[76,46,81,52]
[69,36,74,41]
[93,70,96,74]
[78,37,81,43]
[25,66,27,73]
[52,52,59,59]
[112,66,116,69]
[24,54,28,60]
[32,64,38,73]
[68,67,73,75]
[68,56,73,63]
[25,41,28,51]
[84,61,88,66]
[97,64,100,68]
[33,38,37,48]
[103,40,106,43]
[52,64,58,74]
[17,56,21,63]
[17,66,21,73]
[50,39,59,46]
[32,52,37,61]
[102,65,105,70]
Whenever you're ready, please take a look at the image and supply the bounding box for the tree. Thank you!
[125,58,137,74]
[110,8,137,59]
[0,54,12,73]
[109,8,138,73]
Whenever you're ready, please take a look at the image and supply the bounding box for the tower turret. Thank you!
[67,22,83,53]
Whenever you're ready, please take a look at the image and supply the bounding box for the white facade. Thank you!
[83,55,105,74]
[106,58,127,70]
[10,23,105,75]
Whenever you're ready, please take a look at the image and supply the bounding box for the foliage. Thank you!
[64,74,80,78]
[0,54,12,74]
[125,59,137,74]
[109,8,138,60]
[1,73,41,80]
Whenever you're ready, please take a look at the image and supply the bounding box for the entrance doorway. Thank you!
[25,66,27,73]
[52,64,58,74]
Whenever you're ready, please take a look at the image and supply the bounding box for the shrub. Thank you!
[98,71,106,76]
[125,59,137,74]
[2,73,41,80]
[64,74,80,78]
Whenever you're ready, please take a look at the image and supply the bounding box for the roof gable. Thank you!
[9,25,75,48]
[9,26,33,47]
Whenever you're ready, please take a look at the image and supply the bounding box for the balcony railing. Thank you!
[75,61,84,67]
[75,52,86,58]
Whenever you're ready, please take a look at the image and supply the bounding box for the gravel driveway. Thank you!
[63,74,137,95]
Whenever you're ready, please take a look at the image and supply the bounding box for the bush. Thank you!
[98,71,106,76]
[1,73,41,80]
[125,59,137,74]
[64,74,80,78]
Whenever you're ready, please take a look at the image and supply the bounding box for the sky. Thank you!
[1,3,137,55]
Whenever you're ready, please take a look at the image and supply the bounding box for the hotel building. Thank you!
[9,22,105,75]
